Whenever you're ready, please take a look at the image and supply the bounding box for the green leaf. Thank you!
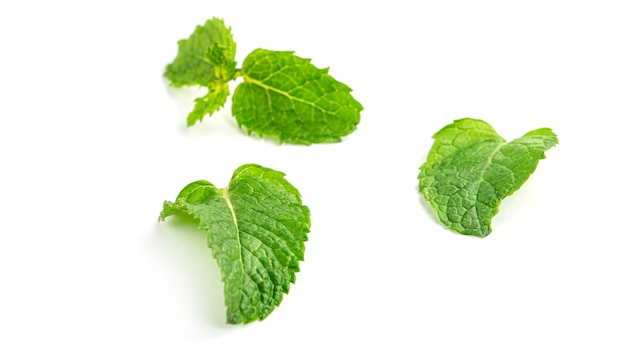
[164,18,237,124]
[232,49,363,144]
[159,164,311,324]
[187,81,230,126]
[418,118,558,237]
[164,18,236,87]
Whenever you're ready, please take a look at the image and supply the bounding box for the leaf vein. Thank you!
[244,76,335,116]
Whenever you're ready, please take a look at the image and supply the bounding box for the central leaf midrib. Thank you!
[446,141,505,230]
[219,188,244,275]
[472,141,506,230]
[243,75,333,116]
[477,141,505,185]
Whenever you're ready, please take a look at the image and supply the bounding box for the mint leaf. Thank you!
[418,118,558,237]
[159,164,311,324]
[187,81,230,126]
[232,49,363,144]
[164,18,236,87]
[164,18,237,125]
[164,18,363,143]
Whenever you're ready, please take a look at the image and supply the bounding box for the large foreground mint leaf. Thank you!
[418,118,558,237]
[164,18,237,126]
[232,49,363,144]
[159,164,311,324]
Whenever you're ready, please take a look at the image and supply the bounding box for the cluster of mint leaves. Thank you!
[164,18,363,145]
[160,18,559,325]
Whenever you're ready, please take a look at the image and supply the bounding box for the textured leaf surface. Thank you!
[159,164,311,324]
[164,18,236,125]
[232,49,363,144]
[418,118,558,237]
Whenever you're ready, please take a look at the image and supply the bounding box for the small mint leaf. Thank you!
[205,43,229,66]
[164,17,236,87]
[187,81,230,126]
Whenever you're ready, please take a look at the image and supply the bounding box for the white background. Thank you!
[1,1,625,350]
